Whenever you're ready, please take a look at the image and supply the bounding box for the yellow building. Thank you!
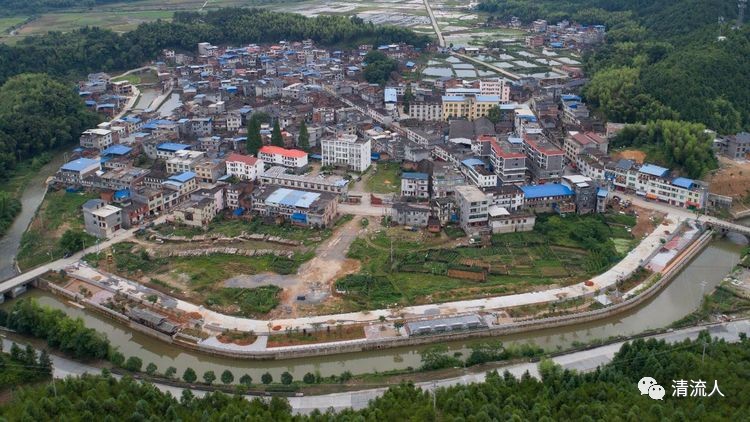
[441,94,502,120]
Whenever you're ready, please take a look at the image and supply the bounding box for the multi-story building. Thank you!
[400,172,430,199]
[172,197,218,229]
[563,131,608,164]
[488,206,535,234]
[521,184,576,214]
[717,132,750,159]
[251,186,338,228]
[392,202,431,227]
[561,175,598,214]
[80,128,114,150]
[320,134,371,172]
[82,199,122,238]
[408,99,443,121]
[431,161,465,198]
[193,157,226,183]
[461,158,497,188]
[55,158,101,185]
[155,143,193,160]
[260,166,348,195]
[490,139,526,185]
[258,146,309,172]
[225,153,264,181]
[605,161,707,209]
[442,95,502,121]
[479,79,511,103]
[523,135,564,182]
[455,185,489,235]
[165,150,205,175]
[486,185,525,212]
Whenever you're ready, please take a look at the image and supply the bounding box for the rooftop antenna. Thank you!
[738,0,747,28]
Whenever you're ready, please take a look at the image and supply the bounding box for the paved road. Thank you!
[422,0,445,48]
[5,319,747,412]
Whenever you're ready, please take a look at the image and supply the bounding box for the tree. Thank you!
[280,371,293,385]
[303,372,316,384]
[165,366,177,379]
[297,121,310,150]
[246,112,269,156]
[109,351,125,367]
[270,120,284,147]
[221,370,234,385]
[145,363,158,376]
[394,320,405,334]
[23,345,36,366]
[9,343,20,361]
[59,229,92,254]
[38,350,52,375]
[403,85,414,114]
[239,374,253,386]
[203,370,216,385]
[486,105,502,124]
[124,356,143,372]
[261,372,273,385]
[363,50,398,85]
[183,367,197,383]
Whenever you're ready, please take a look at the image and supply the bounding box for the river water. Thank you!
[2,240,740,379]
[0,155,67,280]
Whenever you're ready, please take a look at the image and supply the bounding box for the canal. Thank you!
[1,239,741,380]
[0,154,67,280]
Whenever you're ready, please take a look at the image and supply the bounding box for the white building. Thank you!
[225,153,264,181]
[321,134,371,172]
[258,146,308,171]
[479,79,511,104]
[455,185,489,235]
[400,172,430,198]
[166,150,205,175]
[80,128,114,151]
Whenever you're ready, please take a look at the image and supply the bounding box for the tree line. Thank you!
[1,331,748,419]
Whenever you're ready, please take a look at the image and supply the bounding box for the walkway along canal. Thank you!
[1,238,740,381]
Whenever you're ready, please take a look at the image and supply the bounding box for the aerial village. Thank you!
[33,17,749,354]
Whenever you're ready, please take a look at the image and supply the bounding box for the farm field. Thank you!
[333,213,637,312]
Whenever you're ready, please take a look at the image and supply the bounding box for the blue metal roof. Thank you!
[671,177,695,189]
[475,95,500,103]
[384,88,397,103]
[266,188,320,209]
[521,184,573,199]
[639,164,669,178]
[402,172,429,180]
[406,61,415,67]
[102,145,132,156]
[561,94,581,102]
[157,142,191,152]
[597,188,609,198]
[462,158,486,167]
[61,158,99,172]
[169,172,196,183]
[442,95,465,102]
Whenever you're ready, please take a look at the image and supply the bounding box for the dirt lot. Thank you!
[611,149,647,163]
[707,157,750,209]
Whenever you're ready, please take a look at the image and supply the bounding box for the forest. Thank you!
[1,332,748,420]
[478,0,750,134]
[0,0,126,16]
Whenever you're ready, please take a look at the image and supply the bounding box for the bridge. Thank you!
[0,223,144,303]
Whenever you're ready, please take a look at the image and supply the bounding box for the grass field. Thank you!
[17,10,173,36]
[365,162,402,194]
[335,213,636,311]
[85,242,302,316]
[16,189,99,270]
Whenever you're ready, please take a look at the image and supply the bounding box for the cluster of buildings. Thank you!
[54,36,715,240]
[524,19,606,50]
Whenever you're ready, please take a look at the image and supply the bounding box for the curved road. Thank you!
[5,319,748,413]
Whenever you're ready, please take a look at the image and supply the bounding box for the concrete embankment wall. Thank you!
[37,230,714,360]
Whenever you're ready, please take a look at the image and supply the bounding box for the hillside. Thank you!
[479,0,750,134]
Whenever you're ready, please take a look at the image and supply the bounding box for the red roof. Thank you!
[259,145,307,159]
[226,153,258,165]
[490,140,525,159]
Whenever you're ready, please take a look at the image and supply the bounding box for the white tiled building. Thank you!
[225,153,264,181]
[321,134,371,172]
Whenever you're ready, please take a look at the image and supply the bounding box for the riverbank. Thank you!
[33,218,708,361]
[1,237,739,381]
